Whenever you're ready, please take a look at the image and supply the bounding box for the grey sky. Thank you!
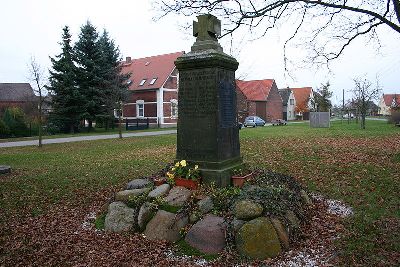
[1,0,399,105]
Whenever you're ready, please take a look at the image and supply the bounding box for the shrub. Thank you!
[2,107,30,137]
[0,118,10,138]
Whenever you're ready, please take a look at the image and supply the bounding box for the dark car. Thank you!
[272,119,287,126]
[243,116,266,127]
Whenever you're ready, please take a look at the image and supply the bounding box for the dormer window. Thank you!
[127,80,132,85]
[145,61,150,66]
[139,79,146,86]
[149,78,157,85]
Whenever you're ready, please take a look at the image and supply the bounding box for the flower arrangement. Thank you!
[166,160,201,181]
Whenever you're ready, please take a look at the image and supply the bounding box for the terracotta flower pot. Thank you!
[175,177,200,190]
[231,172,253,188]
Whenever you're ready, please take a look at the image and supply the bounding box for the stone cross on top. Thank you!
[193,14,221,42]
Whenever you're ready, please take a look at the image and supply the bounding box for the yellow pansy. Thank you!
[166,172,174,178]
[194,165,199,170]
[175,162,180,167]
[180,160,187,167]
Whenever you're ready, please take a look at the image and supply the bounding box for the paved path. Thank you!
[0,130,177,148]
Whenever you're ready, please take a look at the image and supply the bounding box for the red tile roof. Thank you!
[121,51,184,90]
[236,79,275,101]
[290,87,313,106]
[383,94,400,106]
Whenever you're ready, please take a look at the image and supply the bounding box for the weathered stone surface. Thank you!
[189,212,201,223]
[285,210,301,229]
[164,186,192,207]
[270,218,289,250]
[233,218,245,232]
[144,210,188,242]
[0,165,11,174]
[234,200,263,220]
[185,215,226,254]
[300,189,313,206]
[137,202,156,230]
[236,217,281,259]
[198,196,214,214]
[104,202,136,233]
[148,184,170,199]
[126,178,152,190]
[115,188,150,203]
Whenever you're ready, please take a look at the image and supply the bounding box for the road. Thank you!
[0,130,177,148]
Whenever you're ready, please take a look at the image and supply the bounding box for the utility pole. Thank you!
[342,89,344,124]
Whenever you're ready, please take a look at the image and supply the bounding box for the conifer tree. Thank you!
[74,21,104,131]
[48,26,83,133]
[98,30,130,130]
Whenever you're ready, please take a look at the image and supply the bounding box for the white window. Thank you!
[139,79,146,86]
[136,100,144,117]
[289,111,292,117]
[171,99,178,118]
[149,78,157,85]
[290,99,294,105]
[127,79,132,85]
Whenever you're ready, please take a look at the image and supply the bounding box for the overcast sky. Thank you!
[1,0,399,105]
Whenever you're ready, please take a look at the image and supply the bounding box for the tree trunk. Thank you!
[38,97,42,148]
[118,103,123,139]
[361,114,366,129]
[88,120,92,132]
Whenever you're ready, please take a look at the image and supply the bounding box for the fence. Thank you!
[125,118,149,130]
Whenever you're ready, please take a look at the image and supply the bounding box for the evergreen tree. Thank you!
[47,26,83,133]
[98,30,130,129]
[74,21,104,131]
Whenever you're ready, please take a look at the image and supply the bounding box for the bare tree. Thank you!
[351,77,381,129]
[155,0,400,69]
[28,56,47,147]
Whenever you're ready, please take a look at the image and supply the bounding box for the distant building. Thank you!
[235,79,283,122]
[120,52,184,128]
[289,87,314,120]
[0,83,37,116]
[378,94,400,115]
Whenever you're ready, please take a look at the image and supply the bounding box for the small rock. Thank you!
[233,218,245,232]
[198,196,214,214]
[270,217,289,250]
[0,165,11,174]
[115,188,150,203]
[189,212,200,223]
[126,178,152,190]
[234,200,263,220]
[285,210,301,229]
[104,202,136,232]
[185,215,226,254]
[148,184,170,199]
[300,189,313,206]
[137,202,157,230]
[236,217,281,259]
[164,186,192,207]
[144,210,188,242]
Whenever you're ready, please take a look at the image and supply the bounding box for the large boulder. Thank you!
[144,210,188,242]
[285,210,301,229]
[137,202,157,230]
[234,200,263,220]
[115,188,150,202]
[126,178,153,190]
[198,196,214,214]
[185,215,227,254]
[104,202,136,232]
[164,186,192,207]
[148,184,170,199]
[236,217,281,259]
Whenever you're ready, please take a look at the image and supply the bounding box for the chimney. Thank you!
[126,57,131,63]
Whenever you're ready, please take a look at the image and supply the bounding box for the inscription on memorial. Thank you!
[219,80,236,128]
[179,69,216,118]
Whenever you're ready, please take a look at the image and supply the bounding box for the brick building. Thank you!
[120,52,184,127]
[236,79,283,122]
[378,94,400,115]
[0,83,37,116]
[290,87,314,120]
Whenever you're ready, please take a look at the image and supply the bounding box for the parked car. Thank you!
[272,119,287,126]
[243,116,266,127]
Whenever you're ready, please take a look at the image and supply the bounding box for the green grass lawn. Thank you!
[0,120,399,266]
